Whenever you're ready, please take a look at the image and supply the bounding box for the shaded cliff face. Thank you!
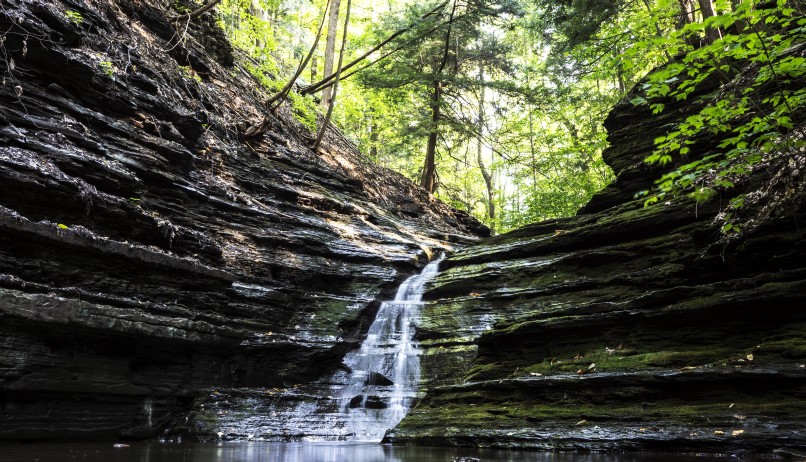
[0,0,484,440]
[388,51,806,452]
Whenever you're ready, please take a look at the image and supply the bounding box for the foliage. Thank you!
[179,65,203,82]
[240,56,320,130]
[206,0,805,235]
[98,60,116,79]
[330,0,618,232]
[632,0,806,230]
[65,10,84,26]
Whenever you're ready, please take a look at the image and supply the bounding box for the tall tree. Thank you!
[321,0,342,109]
[419,0,457,193]
[476,67,495,235]
[314,0,352,149]
[358,0,520,194]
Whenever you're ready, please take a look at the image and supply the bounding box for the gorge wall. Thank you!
[0,0,484,440]
[2,0,805,453]
[387,45,806,453]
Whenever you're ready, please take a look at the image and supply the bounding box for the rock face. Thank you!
[387,51,806,451]
[0,0,484,440]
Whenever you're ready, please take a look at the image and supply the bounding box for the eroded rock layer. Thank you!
[388,50,806,452]
[0,0,483,440]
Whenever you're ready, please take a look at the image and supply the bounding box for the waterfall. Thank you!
[144,396,153,430]
[338,254,445,442]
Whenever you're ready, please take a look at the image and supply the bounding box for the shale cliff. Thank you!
[0,0,484,440]
[387,47,806,452]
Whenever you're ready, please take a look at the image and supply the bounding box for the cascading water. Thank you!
[211,255,446,442]
[338,254,445,441]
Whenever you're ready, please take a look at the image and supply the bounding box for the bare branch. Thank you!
[170,0,222,22]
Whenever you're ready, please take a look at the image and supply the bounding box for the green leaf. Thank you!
[630,96,647,106]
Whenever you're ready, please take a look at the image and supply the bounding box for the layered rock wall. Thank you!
[0,0,482,440]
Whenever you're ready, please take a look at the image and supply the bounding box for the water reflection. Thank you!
[0,442,739,462]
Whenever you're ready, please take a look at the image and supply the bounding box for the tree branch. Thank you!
[170,0,222,22]
[267,0,332,107]
[300,0,448,95]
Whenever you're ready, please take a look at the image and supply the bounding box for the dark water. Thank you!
[0,442,739,462]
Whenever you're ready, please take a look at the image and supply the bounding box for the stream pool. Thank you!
[0,442,745,462]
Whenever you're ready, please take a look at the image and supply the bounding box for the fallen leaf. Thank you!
[728,403,735,408]
[587,363,596,370]
[469,292,481,297]
[733,415,746,420]
[575,420,588,426]
[714,430,725,436]
[530,372,543,377]
[576,369,586,374]
[679,366,696,371]
[554,229,568,235]
[574,353,584,360]
[746,354,754,361]
[732,429,745,436]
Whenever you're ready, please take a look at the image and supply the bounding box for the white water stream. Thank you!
[338,254,445,441]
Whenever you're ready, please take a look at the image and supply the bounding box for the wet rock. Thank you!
[348,395,364,408]
[0,0,483,441]
[348,395,386,410]
[363,396,386,410]
[365,372,394,386]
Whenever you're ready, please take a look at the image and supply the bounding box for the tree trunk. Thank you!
[677,0,695,27]
[369,110,379,163]
[676,0,701,46]
[310,55,318,84]
[528,108,538,188]
[698,0,722,43]
[616,65,625,93]
[321,0,342,109]
[313,0,351,151]
[419,0,455,194]
[250,0,268,49]
[420,81,441,194]
[476,69,495,235]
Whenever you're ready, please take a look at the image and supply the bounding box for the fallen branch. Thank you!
[170,0,222,22]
